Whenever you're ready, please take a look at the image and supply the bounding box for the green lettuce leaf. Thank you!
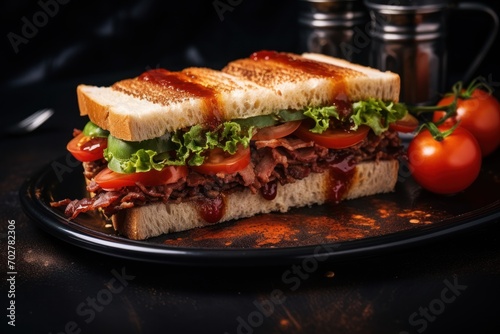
[303,106,340,133]
[219,121,253,153]
[351,98,407,135]
[105,122,254,173]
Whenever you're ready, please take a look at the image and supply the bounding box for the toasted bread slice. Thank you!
[112,160,399,240]
[77,53,399,142]
[77,68,282,141]
[222,52,400,108]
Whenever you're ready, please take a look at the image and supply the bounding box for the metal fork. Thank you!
[2,108,54,136]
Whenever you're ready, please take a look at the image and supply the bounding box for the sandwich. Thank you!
[51,51,408,240]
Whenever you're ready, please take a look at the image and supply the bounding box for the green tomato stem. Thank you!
[419,121,460,142]
[462,76,493,98]
[407,76,492,142]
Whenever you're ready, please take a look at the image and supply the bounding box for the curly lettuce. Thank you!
[303,106,340,133]
[351,98,407,135]
[303,99,408,135]
[104,122,254,173]
[171,122,253,166]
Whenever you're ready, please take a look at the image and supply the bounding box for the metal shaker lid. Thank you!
[364,0,449,40]
[364,0,450,14]
[298,0,368,28]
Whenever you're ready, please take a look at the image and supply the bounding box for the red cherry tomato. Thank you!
[67,133,107,162]
[252,120,302,141]
[390,112,419,133]
[408,126,482,194]
[294,121,370,149]
[94,166,188,190]
[191,145,251,175]
[434,89,500,156]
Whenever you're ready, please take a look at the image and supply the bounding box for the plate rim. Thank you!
[19,156,500,266]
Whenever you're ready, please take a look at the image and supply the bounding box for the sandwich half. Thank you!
[51,51,409,240]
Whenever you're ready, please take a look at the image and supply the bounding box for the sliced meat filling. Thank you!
[52,130,403,218]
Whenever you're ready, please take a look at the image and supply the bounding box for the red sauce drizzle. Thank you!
[139,69,223,129]
[197,194,226,224]
[250,51,349,105]
[326,153,357,203]
[260,180,278,201]
[250,50,341,78]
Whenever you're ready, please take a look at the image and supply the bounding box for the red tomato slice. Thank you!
[67,133,107,162]
[252,120,302,141]
[390,113,419,133]
[293,122,370,149]
[191,145,251,175]
[94,166,188,190]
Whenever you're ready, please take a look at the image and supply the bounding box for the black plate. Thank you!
[20,153,500,266]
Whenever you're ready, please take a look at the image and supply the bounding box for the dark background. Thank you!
[0,0,302,89]
[1,0,500,89]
